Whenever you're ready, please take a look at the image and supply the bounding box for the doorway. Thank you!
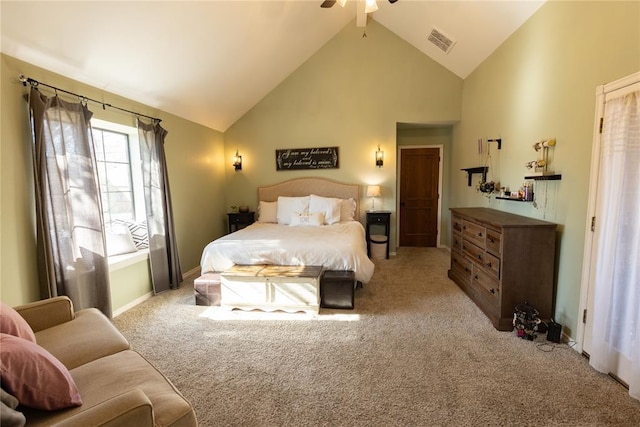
[578,71,640,399]
[398,146,442,247]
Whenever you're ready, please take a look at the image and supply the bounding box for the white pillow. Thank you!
[276,196,310,225]
[340,198,357,222]
[106,228,138,256]
[290,212,325,227]
[258,201,277,223]
[309,194,342,225]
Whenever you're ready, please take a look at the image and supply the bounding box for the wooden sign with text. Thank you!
[275,147,339,170]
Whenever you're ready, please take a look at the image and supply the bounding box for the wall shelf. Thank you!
[525,174,562,181]
[461,166,488,186]
[496,197,529,202]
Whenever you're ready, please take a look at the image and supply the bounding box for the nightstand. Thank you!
[366,211,391,259]
[227,212,255,233]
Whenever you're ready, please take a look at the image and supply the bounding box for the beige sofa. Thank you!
[12,296,197,426]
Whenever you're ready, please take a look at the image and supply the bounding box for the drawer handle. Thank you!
[465,268,471,273]
[486,261,492,268]
[490,288,497,294]
[488,237,495,243]
[477,232,483,237]
[474,275,479,280]
[477,254,482,260]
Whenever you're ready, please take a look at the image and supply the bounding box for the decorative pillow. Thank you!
[309,194,342,225]
[257,201,277,223]
[105,228,138,256]
[340,198,357,222]
[290,212,325,227]
[0,334,83,410]
[0,303,36,343]
[113,219,148,249]
[276,196,310,225]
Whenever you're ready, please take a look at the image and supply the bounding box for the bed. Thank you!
[199,178,375,285]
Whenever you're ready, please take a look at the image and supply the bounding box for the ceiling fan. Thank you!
[321,0,398,13]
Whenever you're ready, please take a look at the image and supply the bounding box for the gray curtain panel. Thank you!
[28,87,112,317]
[138,119,182,293]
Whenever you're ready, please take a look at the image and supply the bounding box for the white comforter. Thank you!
[200,221,375,283]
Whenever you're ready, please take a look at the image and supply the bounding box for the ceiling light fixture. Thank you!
[364,0,378,14]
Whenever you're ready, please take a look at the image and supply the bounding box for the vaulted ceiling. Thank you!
[1,1,545,131]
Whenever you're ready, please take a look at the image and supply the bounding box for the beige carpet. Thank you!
[113,247,640,426]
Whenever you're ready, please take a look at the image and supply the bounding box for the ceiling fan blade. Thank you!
[320,0,336,8]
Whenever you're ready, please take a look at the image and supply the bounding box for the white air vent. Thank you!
[427,27,456,54]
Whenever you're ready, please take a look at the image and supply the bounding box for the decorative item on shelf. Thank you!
[375,145,384,167]
[487,137,502,150]
[526,138,556,175]
[366,185,381,210]
[476,137,499,197]
[233,149,242,171]
[238,205,249,213]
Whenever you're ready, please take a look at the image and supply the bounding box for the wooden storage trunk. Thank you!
[220,265,322,315]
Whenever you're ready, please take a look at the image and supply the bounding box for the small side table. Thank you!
[227,212,255,234]
[366,211,391,259]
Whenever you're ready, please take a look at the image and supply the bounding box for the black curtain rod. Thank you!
[18,74,161,123]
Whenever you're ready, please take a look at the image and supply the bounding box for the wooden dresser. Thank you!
[448,208,557,331]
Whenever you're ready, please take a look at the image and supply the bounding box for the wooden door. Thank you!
[399,147,440,247]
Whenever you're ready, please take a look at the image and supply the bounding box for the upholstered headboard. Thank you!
[257,178,360,219]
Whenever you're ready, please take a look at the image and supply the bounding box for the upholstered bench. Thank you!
[320,270,355,309]
[194,273,221,306]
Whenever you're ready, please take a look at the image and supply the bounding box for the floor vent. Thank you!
[427,27,456,54]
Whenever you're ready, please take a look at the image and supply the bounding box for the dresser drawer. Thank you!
[472,267,501,302]
[452,215,463,233]
[452,231,463,253]
[486,228,502,256]
[462,220,486,248]
[482,252,500,279]
[451,251,472,281]
[462,240,486,264]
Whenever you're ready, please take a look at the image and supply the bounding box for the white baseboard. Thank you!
[113,292,153,318]
[183,266,201,279]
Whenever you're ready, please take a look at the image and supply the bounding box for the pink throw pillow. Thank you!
[0,334,82,410]
[0,302,36,343]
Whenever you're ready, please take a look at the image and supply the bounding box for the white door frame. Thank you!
[576,71,640,355]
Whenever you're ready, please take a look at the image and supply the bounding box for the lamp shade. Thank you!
[366,185,381,198]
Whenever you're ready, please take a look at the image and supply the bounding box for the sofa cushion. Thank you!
[0,302,36,343]
[0,334,82,410]
[34,308,130,370]
[21,350,197,427]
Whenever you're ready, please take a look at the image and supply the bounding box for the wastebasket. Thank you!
[370,234,388,260]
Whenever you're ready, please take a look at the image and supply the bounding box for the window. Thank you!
[91,119,145,230]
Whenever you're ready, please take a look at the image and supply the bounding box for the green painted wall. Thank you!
[0,54,226,308]
[224,19,463,250]
[452,1,640,337]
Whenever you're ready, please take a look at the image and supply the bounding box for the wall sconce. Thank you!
[366,185,381,211]
[375,145,384,167]
[233,150,242,171]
